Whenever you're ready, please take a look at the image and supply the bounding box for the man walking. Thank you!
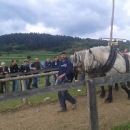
[57,52,76,112]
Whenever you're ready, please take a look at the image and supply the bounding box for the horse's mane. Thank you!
[75,49,87,60]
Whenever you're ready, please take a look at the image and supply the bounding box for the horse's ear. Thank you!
[89,49,92,53]
[74,52,77,62]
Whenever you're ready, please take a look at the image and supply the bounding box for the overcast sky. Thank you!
[0,0,130,40]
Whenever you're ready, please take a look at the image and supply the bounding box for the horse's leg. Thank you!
[114,83,119,91]
[105,85,113,103]
[100,86,106,98]
[121,82,130,99]
[127,81,130,88]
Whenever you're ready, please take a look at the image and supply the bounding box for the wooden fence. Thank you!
[0,68,59,103]
[86,73,130,130]
[0,70,130,130]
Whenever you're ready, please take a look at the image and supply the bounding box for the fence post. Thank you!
[21,79,28,104]
[5,74,9,93]
[86,79,99,130]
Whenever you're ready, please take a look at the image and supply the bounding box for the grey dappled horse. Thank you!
[70,49,119,100]
[84,46,130,103]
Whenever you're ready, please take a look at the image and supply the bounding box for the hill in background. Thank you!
[0,33,129,54]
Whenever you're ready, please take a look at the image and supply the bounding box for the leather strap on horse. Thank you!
[123,54,129,73]
[101,46,117,73]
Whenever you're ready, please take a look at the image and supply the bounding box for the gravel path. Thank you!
[0,88,130,130]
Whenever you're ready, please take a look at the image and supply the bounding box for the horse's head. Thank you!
[84,49,99,73]
[70,52,82,68]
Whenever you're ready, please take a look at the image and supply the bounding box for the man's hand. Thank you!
[0,72,3,75]
[32,67,36,71]
[4,72,8,74]
[24,70,27,73]
[57,73,66,80]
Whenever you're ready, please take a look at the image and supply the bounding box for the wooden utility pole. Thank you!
[109,0,115,45]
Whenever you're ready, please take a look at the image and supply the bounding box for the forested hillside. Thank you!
[0,33,129,53]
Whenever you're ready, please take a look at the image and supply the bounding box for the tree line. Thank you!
[0,33,129,52]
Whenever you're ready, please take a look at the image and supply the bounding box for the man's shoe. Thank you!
[72,100,77,110]
[57,108,67,113]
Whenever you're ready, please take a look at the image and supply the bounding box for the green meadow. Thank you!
[0,50,60,66]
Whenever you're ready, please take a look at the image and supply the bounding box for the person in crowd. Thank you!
[44,58,52,68]
[27,55,32,89]
[19,59,30,89]
[51,57,60,86]
[44,58,52,87]
[31,58,41,88]
[122,49,130,58]
[123,49,128,54]
[52,57,60,68]
[10,60,19,92]
[0,62,9,93]
[41,61,45,69]
[56,55,60,62]
[57,52,76,112]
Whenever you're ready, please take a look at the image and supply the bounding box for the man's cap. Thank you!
[60,52,66,55]
[24,59,29,62]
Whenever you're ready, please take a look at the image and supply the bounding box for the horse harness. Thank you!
[88,46,130,77]
[101,46,117,73]
[123,54,129,73]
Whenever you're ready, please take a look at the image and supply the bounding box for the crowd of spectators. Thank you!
[0,55,82,94]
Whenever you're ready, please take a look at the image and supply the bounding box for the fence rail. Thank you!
[0,67,59,78]
[0,71,58,82]
[0,81,84,102]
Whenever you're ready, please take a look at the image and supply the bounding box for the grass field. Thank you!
[0,50,60,66]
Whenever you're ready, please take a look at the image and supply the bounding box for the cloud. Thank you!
[26,22,59,34]
[0,19,26,35]
[0,0,129,40]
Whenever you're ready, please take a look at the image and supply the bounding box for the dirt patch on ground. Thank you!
[1,89,130,130]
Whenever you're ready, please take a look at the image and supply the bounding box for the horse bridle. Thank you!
[74,52,82,67]
[86,53,101,75]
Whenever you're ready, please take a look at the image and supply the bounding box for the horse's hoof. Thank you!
[100,94,105,98]
[105,98,113,103]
